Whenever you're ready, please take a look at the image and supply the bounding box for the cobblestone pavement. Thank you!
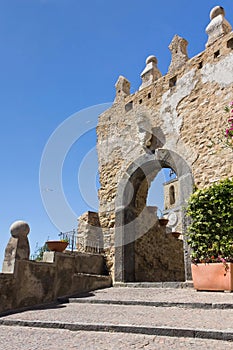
[2,303,233,331]
[75,286,233,305]
[0,288,232,349]
[0,326,233,350]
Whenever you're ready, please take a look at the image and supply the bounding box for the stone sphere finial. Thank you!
[140,54,161,90]
[10,220,30,238]
[210,6,225,20]
[206,6,231,47]
[146,55,157,65]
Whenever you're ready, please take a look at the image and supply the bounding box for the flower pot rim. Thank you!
[46,240,65,243]
[171,231,181,238]
[158,218,169,226]
[192,261,233,265]
[46,240,68,252]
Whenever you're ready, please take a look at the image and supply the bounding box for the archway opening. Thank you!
[147,168,177,215]
[115,150,193,283]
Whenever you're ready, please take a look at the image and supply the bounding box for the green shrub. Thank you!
[31,242,49,261]
[187,178,233,263]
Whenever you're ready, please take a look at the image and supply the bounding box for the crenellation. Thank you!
[107,31,233,119]
[114,75,131,103]
[168,35,189,74]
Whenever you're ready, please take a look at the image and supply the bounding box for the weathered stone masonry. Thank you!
[95,6,233,282]
[0,221,111,314]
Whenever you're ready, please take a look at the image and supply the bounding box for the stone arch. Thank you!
[115,149,193,283]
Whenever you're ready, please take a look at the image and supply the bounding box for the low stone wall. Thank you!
[0,251,111,315]
[0,221,112,315]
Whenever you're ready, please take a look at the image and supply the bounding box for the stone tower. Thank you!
[79,6,233,283]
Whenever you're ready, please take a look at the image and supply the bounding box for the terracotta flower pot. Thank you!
[159,218,169,226]
[46,241,68,253]
[191,262,233,292]
[172,232,181,239]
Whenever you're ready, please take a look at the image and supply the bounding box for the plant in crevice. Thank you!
[208,101,233,151]
[223,101,233,149]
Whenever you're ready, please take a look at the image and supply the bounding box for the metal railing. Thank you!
[59,229,77,252]
[59,230,102,253]
[76,237,102,253]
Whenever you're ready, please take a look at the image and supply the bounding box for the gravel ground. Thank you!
[0,326,232,350]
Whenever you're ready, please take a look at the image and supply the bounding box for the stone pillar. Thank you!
[2,221,30,273]
[139,55,162,90]
[77,211,103,253]
[114,75,130,103]
[206,6,232,47]
[168,35,188,74]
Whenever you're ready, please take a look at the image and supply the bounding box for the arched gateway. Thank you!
[115,149,193,282]
[84,6,233,284]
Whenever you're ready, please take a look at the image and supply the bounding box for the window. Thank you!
[169,76,177,88]
[169,185,175,205]
[227,38,233,50]
[125,101,133,112]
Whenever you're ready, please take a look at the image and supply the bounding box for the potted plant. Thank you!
[187,178,233,291]
[171,231,181,239]
[157,209,169,226]
[46,237,69,253]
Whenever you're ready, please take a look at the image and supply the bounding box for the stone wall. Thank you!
[77,211,103,253]
[97,31,233,219]
[0,252,111,315]
[96,7,233,281]
[0,221,111,315]
[134,207,184,282]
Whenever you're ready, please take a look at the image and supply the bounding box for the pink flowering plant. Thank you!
[224,101,233,148]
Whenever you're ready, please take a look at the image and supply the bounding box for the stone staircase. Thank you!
[0,286,232,349]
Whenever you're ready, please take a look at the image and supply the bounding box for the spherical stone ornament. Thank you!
[10,220,30,238]
[210,6,225,20]
[146,55,157,65]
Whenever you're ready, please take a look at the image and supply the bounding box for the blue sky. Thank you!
[0,0,232,264]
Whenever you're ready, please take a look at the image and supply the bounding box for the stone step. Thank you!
[1,296,233,342]
[68,297,233,310]
[113,281,194,288]
[0,324,232,350]
[64,286,233,308]
[0,318,232,342]
[72,273,112,292]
